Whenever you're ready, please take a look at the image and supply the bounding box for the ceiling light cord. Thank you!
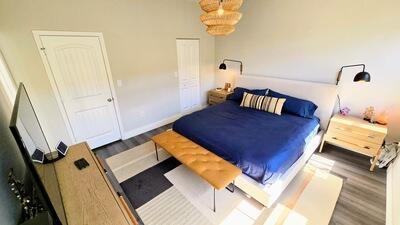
[218,0,224,16]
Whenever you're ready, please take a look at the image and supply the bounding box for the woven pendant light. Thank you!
[207,25,235,36]
[199,0,243,36]
[199,0,243,12]
[200,10,242,26]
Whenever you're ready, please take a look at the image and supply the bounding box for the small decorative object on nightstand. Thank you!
[208,89,233,105]
[363,106,375,123]
[376,111,388,125]
[320,114,388,171]
[224,82,232,91]
[339,106,350,116]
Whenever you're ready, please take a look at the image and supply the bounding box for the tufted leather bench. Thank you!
[151,130,241,212]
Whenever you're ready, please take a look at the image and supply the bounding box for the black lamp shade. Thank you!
[219,63,227,70]
[353,71,371,82]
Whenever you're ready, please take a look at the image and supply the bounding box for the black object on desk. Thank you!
[74,158,89,170]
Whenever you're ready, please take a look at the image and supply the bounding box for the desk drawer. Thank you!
[328,121,385,145]
[325,132,380,156]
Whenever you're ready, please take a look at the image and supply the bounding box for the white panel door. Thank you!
[39,35,121,148]
[176,39,200,112]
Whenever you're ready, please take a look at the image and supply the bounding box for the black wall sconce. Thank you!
[336,64,371,85]
[336,64,372,116]
[219,59,243,74]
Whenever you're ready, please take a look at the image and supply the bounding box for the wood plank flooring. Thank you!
[94,124,386,225]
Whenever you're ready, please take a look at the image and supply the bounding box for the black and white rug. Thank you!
[106,141,342,225]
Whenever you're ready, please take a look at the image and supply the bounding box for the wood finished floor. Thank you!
[95,124,386,225]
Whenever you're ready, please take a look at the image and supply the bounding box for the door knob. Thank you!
[107,98,113,102]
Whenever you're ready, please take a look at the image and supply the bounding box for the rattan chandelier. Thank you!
[199,0,243,36]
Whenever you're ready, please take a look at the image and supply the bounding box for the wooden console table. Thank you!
[37,143,139,225]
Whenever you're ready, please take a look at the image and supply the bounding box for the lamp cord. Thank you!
[337,94,342,112]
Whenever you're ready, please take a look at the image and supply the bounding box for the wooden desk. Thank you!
[38,143,138,225]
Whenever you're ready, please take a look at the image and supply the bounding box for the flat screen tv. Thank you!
[9,83,67,225]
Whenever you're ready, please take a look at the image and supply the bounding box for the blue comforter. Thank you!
[173,100,319,184]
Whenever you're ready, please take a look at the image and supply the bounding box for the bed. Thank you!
[173,100,320,185]
[174,75,337,207]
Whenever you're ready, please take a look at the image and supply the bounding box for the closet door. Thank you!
[38,35,121,148]
[176,39,200,112]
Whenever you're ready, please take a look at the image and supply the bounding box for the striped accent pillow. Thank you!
[240,92,286,115]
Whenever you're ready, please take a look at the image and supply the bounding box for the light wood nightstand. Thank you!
[319,114,387,171]
[208,89,233,105]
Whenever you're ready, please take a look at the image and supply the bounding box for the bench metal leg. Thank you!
[213,188,216,212]
[225,180,235,193]
[154,143,159,161]
[213,180,236,213]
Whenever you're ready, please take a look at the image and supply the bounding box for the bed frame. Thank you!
[233,74,337,207]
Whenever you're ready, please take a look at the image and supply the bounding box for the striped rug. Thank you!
[137,187,210,225]
[106,142,342,225]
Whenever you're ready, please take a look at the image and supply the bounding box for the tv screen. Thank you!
[9,83,66,225]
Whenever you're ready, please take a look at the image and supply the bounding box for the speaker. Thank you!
[31,148,45,163]
[56,141,69,156]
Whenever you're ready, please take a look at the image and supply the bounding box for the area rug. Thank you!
[106,141,343,225]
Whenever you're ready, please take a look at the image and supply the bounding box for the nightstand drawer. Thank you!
[209,91,228,98]
[321,114,388,171]
[208,89,233,105]
[325,132,380,156]
[328,121,385,144]
[209,95,225,102]
[208,99,220,105]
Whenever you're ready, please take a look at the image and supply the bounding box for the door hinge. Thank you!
[40,47,47,55]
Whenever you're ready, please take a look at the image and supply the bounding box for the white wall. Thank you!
[215,0,400,141]
[387,155,399,225]
[0,0,215,148]
[0,51,16,105]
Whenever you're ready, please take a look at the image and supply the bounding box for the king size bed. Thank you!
[174,100,320,185]
[173,75,337,207]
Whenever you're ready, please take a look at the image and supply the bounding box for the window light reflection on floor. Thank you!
[308,154,336,172]
[263,204,308,225]
[220,198,263,225]
[220,199,309,225]
[217,155,335,225]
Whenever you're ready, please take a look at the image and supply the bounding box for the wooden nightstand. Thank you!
[208,89,233,105]
[319,114,387,171]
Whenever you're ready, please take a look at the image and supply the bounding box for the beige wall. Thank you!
[0,0,215,147]
[216,0,400,141]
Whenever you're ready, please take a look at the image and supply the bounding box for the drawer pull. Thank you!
[364,146,371,149]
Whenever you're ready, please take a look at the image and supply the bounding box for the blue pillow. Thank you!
[227,87,268,103]
[267,90,318,118]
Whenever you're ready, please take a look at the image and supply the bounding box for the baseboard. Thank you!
[122,114,181,140]
[122,105,207,140]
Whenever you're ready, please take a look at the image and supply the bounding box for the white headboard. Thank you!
[235,75,338,130]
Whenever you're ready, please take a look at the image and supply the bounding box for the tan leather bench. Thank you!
[151,130,241,212]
